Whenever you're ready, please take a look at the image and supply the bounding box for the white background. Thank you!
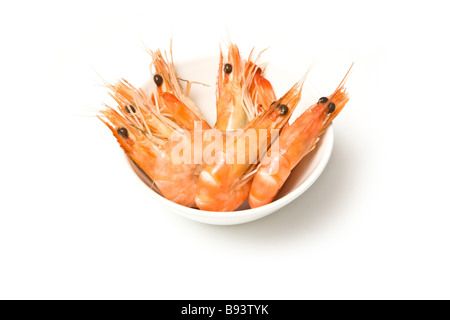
[0,0,449,299]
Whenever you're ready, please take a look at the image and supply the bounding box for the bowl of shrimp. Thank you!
[100,43,350,225]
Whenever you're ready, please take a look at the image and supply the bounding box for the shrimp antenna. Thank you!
[225,30,232,47]
[330,63,354,99]
[140,41,150,55]
[284,64,311,98]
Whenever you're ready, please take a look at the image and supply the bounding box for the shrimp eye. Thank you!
[153,74,163,87]
[319,97,329,104]
[224,63,233,74]
[117,127,129,139]
[125,104,136,114]
[279,104,289,115]
[327,102,336,114]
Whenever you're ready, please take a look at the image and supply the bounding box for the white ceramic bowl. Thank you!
[125,56,334,225]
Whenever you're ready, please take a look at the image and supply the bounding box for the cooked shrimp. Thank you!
[148,47,211,131]
[215,43,275,131]
[248,65,353,208]
[195,79,306,211]
[100,81,201,207]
